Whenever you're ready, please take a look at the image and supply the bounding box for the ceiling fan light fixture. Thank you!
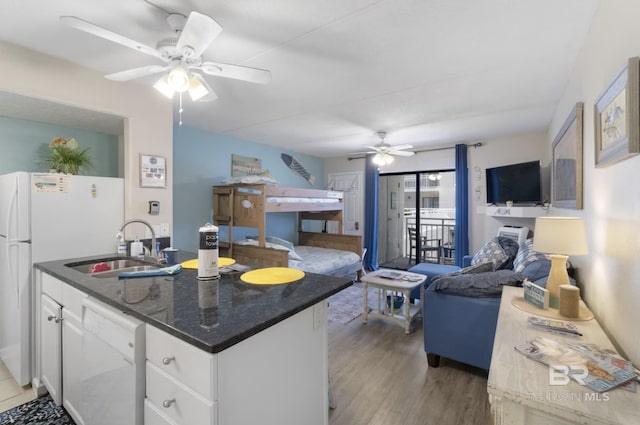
[188,74,210,101]
[372,152,394,166]
[168,66,190,92]
[153,74,175,98]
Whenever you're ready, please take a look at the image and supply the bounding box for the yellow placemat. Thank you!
[240,267,305,285]
[181,257,235,269]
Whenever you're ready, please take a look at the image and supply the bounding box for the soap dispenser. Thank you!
[131,236,144,258]
[116,232,127,254]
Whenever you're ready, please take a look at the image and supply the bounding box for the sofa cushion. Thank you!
[428,269,526,297]
[513,238,548,273]
[407,263,461,299]
[471,237,519,271]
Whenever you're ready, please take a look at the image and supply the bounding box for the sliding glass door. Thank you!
[378,170,456,269]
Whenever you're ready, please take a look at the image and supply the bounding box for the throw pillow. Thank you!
[429,269,526,297]
[513,239,548,273]
[442,261,494,277]
[267,236,304,261]
[471,236,519,271]
[496,237,520,270]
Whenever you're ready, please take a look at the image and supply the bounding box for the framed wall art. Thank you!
[552,102,584,209]
[139,154,166,188]
[594,56,640,167]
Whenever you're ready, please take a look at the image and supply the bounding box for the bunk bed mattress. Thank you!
[289,246,361,278]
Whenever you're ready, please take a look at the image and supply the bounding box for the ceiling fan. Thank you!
[60,11,271,119]
[365,131,414,165]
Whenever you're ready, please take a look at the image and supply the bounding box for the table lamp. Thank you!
[533,217,588,309]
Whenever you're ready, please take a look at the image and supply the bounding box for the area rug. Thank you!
[328,282,378,325]
[0,394,75,425]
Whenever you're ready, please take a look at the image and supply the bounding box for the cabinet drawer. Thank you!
[61,283,87,319]
[144,399,174,425]
[146,362,216,425]
[41,272,63,301]
[146,325,217,401]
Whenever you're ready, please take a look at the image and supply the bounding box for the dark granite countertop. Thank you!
[34,252,352,353]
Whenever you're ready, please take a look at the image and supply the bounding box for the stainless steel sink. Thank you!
[65,257,159,278]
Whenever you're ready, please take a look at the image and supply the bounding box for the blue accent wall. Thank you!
[0,115,119,176]
[173,125,324,252]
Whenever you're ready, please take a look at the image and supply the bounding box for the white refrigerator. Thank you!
[0,172,124,386]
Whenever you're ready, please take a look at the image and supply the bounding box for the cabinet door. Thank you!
[40,293,62,405]
[62,310,85,425]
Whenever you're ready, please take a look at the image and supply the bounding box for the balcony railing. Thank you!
[404,211,455,264]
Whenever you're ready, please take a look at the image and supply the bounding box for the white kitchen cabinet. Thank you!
[35,271,87,425]
[145,301,328,425]
[61,291,85,425]
[39,293,62,404]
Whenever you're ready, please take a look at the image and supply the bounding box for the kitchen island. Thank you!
[33,253,352,425]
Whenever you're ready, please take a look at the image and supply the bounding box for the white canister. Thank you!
[198,223,219,280]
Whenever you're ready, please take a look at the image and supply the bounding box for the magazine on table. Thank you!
[527,316,582,337]
[515,337,636,392]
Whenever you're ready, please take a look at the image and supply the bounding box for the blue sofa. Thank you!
[409,257,501,370]
[409,239,551,370]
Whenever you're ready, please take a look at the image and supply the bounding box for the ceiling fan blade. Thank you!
[105,65,169,81]
[364,146,383,152]
[176,12,223,59]
[389,150,415,157]
[198,61,271,84]
[60,16,163,60]
[389,144,414,151]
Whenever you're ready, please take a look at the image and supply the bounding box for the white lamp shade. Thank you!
[533,217,588,256]
[372,152,394,166]
[153,75,175,98]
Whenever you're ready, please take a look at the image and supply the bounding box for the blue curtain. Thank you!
[454,144,469,267]
[363,155,379,271]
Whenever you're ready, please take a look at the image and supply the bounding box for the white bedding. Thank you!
[289,245,361,278]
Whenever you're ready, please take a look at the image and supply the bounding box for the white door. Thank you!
[40,293,62,404]
[327,172,362,235]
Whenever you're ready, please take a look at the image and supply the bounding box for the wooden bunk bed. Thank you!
[213,184,362,278]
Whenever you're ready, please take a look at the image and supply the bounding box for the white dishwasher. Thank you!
[82,297,145,425]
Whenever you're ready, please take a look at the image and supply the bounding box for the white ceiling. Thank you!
[0,0,600,158]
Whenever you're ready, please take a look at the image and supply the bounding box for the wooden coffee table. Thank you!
[361,269,427,334]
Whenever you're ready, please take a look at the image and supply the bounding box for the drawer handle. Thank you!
[47,315,62,324]
[162,356,175,365]
[162,399,176,408]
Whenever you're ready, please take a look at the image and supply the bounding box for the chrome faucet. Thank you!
[119,219,160,260]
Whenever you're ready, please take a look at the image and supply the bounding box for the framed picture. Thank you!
[594,56,640,167]
[139,154,166,188]
[552,102,584,209]
[231,154,261,177]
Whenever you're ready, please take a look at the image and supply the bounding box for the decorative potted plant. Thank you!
[46,137,93,175]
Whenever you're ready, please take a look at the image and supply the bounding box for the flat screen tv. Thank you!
[486,160,542,205]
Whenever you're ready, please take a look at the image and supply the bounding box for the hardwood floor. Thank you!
[328,316,491,425]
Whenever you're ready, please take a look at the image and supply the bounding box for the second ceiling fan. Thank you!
[366,131,414,165]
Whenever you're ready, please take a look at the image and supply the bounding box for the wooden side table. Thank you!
[488,286,640,425]
[361,269,426,334]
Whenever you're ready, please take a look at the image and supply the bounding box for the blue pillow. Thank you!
[513,239,548,273]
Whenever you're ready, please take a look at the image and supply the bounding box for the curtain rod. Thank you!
[347,142,482,161]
